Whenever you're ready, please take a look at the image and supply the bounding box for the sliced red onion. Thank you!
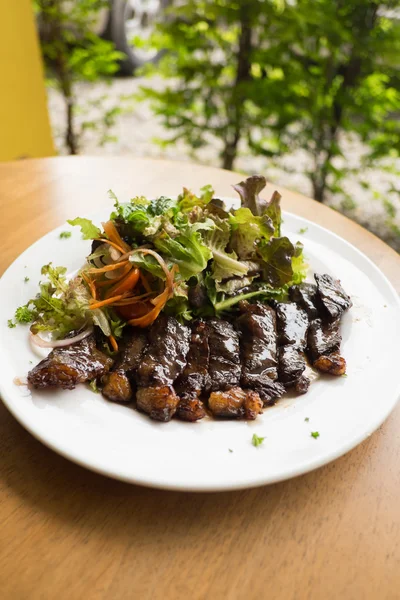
[30,327,93,349]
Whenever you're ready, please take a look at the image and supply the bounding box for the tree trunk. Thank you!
[41,0,78,155]
[223,131,240,170]
[65,97,79,155]
[221,10,252,171]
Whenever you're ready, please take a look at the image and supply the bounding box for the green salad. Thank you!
[10,175,307,351]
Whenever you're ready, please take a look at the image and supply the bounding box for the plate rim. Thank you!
[1,207,400,491]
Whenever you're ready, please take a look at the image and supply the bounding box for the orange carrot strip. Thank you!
[89,294,126,310]
[102,221,131,253]
[81,272,97,300]
[93,238,125,254]
[113,292,155,306]
[95,265,131,288]
[108,335,118,352]
[127,288,170,328]
[86,260,130,275]
[139,271,153,294]
[105,268,140,299]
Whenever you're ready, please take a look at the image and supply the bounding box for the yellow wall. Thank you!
[0,0,54,161]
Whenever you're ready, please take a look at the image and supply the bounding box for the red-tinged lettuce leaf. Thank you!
[229,207,274,259]
[264,191,282,237]
[232,175,282,236]
[232,175,267,216]
[257,237,295,288]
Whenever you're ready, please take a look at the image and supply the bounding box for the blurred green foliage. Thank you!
[34,0,125,153]
[139,0,400,208]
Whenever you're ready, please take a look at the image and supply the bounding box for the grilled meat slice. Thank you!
[307,319,342,362]
[176,397,206,422]
[276,303,310,392]
[236,301,278,381]
[307,319,346,375]
[276,302,309,348]
[136,316,190,421]
[136,385,179,422]
[208,387,263,420]
[236,301,284,406]
[175,320,208,422]
[137,315,190,387]
[102,330,147,403]
[313,353,346,376]
[206,319,241,392]
[175,320,209,399]
[315,273,352,321]
[289,283,319,319]
[28,335,113,390]
[278,345,306,386]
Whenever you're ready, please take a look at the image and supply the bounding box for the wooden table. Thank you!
[1,157,399,600]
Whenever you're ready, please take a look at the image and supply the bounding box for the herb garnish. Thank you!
[252,433,265,447]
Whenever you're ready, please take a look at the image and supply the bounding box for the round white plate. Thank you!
[1,206,399,491]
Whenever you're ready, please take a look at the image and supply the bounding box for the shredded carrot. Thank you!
[127,287,170,328]
[86,260,130,275]
[105,268,140,299]
[93,238,125,255]
[113,292,155,306]
[102,221,131,253]
[139,271,152,294]
[81,272,97,300]
[95,265,131,288]
[89,294,126,310]
[108,334,118,352]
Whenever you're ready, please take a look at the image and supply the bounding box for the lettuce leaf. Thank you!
[200,217,248,281]
[232,175,268,216]
[257,237,307,288]
[67,217,101,240]
[153,229,212,280]
[264,191,282,237]
[177,184,214,213]
[229,207,274,259]
[257,237,295,287]
[232,176,282,236]
[291,242,308,284]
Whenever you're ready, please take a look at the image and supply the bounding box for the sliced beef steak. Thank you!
[236,301,284,405]
[102,329,147,403]
[175,320,208,422]
[307,319,342,362]
[307,318,346,375]
[289,282,319,320]
[28,335,113,390]
[136,316,190,421]
[275,302,309,348]
[276,302,310,394]
[314,273,352,321]
[206,319,241,392]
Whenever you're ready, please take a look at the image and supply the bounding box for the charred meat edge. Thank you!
[175,319,208,422]
[236,301,284,407]
[206,318,263,419]
[275,302,310,394]
[102,329,147,403]
[28,335,113,390]
[135,316,190,422]
[307,318,346,375]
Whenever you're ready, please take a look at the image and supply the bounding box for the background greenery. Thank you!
[36,0,400,248]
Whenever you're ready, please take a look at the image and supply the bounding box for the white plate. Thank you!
[0,205,399,491]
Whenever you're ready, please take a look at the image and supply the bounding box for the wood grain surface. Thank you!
[0,157,399,600]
